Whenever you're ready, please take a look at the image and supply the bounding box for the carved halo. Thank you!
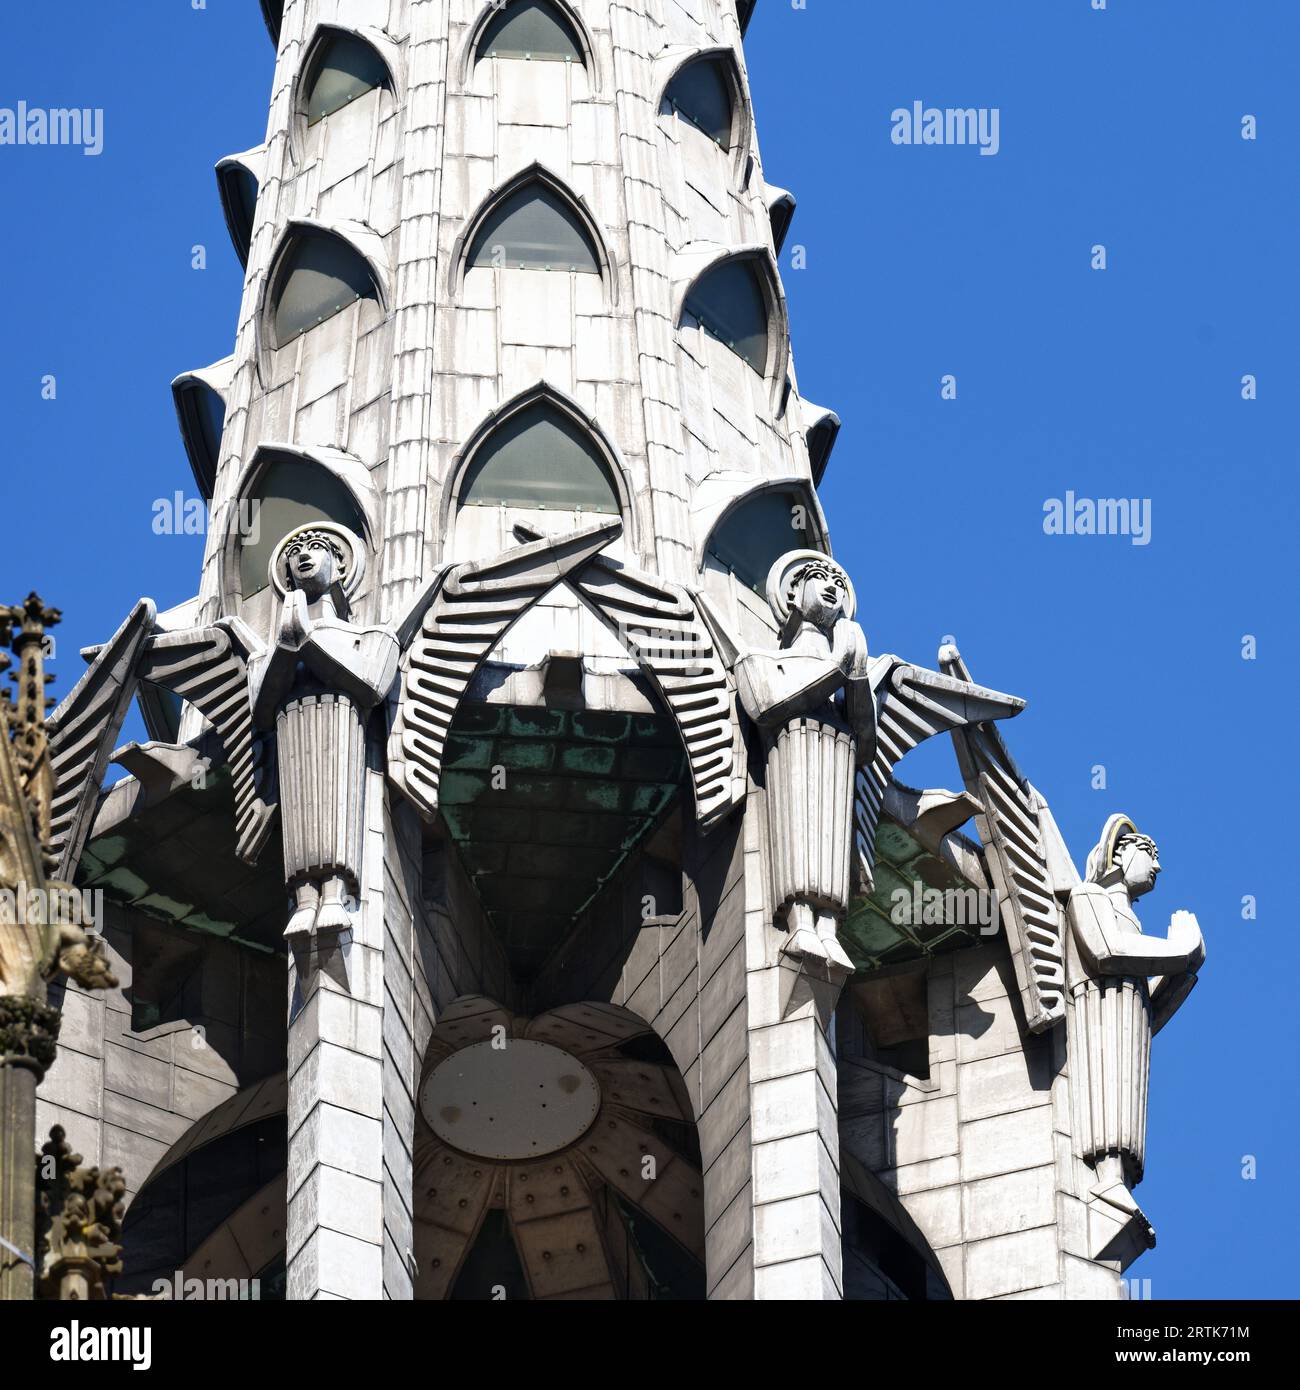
[764,549,857,624]
[1085,812,1147,883]
[269,522,367,599]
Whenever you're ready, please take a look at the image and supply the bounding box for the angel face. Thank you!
[794,561,849,631]
[1116,835,1161,899]
[284,535,339,599]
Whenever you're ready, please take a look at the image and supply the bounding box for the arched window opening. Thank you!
[477,0,584,63]
[807,412,841,485]
[270,233,379,348]
[706,488,820,594]
[467,184,600,274]
[217,161,259,268]
[843,1197,948,1302]
[239,458,366,596]
[306,33,390,125]
[260,1,284,47]
[174,379,226,499]
[664,58,734,150]
[684,260,769,375]
[767,190,796,257]
[459,403,619,514]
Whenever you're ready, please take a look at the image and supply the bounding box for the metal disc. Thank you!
[419,1040,601,1161]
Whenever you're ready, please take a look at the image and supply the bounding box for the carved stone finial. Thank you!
[35,1125,127,1301]
[0,994,61,1074]
[3,593,61,850]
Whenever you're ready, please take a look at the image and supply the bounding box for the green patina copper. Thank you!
[440,701,686,981]
[842,818,987,975]
[75,767,284,953]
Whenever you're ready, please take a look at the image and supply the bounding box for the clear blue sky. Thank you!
[2,1,1295,1299]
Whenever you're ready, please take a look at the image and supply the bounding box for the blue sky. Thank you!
[2,1,1295,1298]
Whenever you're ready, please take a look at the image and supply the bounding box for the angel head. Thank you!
[1086,814,1161,899]
[766,550,857,637]
[280,528,349,600]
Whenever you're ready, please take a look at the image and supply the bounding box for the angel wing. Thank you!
[568,560,743,829]
[388,521,622,822]
[940,644,1074,1033]
[854,656,1025,898]
[46,599,157,882]
[136,619,276,865]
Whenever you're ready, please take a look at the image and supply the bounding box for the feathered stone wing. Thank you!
[854,657,1026,899]
[388,522,623,823]
[46,599,157,882]
[941,646,1074,1033]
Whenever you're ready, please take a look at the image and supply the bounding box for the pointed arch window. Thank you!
[459,403,619,513]
[306,33,390,125]
[270,232,379,348]
[467,184,600,274]
[665,58,734,150]
[685,260,769,374]
[239,458,366,595]
[478,0,584,63]
[707,488,821,593]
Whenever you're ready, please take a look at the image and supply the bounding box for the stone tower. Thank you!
[32,0,1205,1302]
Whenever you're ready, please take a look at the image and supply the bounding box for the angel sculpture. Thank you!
[726,552,1028,978]
[247,524,399,939]
[943,645,1205,1249]
[1066,815,1205,1241]
[732,552,872,973]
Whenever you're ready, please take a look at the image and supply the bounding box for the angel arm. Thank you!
[294,622,400,709]
[734,650,848,728]
[1068,885,1205,978]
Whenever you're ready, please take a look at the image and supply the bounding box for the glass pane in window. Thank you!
[707,490,819,593]
[272,234,377,347]
[467,185,599,273]
[460,403,619,513]
[685,260,768,374]
[665,59,732,149]
[239,458,365,595]
[307,34,389,125]
[479,0,583,63]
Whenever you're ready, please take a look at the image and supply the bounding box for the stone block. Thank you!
[965,1226,1060,1301]
[962,1165,1056,1243]
[960,1106,1055,1183]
